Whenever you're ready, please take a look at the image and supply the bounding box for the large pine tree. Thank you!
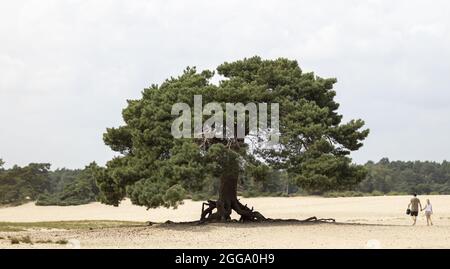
[96,56,369,222]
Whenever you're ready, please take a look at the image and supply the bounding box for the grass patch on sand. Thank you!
[6,235,68,245]
[8,235,33,244]
[35,239,53,244]
[0,220,145,232]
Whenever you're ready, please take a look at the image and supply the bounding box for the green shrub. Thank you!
[371,190,384,196]
[191,193,216,201]
[386,191,408,196]
[241,189,261,198]
[323,191,365,198]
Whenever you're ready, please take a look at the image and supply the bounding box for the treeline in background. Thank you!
[0,159,99,206]
[1,157,450,206]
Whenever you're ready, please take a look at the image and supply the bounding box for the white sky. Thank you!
[1,0,449,169]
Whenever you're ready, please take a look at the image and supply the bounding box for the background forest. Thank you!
[1,157,450,206]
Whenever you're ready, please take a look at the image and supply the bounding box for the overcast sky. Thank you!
[1,0,449,169]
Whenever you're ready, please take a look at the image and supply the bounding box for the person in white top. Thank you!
[422,199,433,226]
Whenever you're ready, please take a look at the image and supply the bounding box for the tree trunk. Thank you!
[200,174,266,222]
[198,174,336,224]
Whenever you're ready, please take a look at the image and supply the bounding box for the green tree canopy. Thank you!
[97,56,369,221]
[0,162,51,204]
[36,162,101,206]
[358,159,450,195]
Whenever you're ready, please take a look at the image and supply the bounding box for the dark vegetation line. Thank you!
[1,157,449,206]
[0,159,99,206]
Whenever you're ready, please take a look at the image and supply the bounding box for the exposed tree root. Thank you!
[200,199,266,223]
[198,199,335,224]
[264,216,336,223]
[200,200,217,221]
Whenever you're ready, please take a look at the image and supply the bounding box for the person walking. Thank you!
[408,193,422,225]
[422,199,433,226]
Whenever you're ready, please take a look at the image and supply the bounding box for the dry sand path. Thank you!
[1,195,449,248]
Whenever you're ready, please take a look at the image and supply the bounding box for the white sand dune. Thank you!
[1,195,449,224]
[1,195,449,248]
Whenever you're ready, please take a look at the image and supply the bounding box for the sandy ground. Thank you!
[1,195,450,248]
